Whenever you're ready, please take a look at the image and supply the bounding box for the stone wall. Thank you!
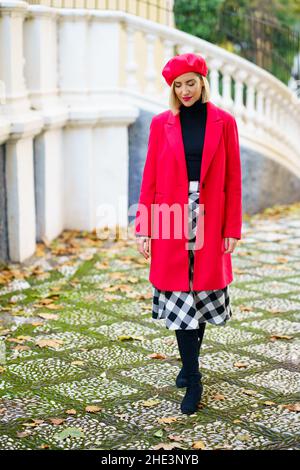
[128,111,300,221]
[241,146,300,215]
[0,145,8,263]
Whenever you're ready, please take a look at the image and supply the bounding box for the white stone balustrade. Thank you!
[0,2,300,262]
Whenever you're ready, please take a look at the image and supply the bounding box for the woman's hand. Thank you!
[136,236,151,259]
[224,237,239,254]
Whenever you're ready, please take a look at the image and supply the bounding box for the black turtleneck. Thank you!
[179,98,207,181]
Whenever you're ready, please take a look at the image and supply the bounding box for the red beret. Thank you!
[162,52,208,87]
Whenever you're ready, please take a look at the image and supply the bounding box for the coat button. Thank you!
[202,182,205,188]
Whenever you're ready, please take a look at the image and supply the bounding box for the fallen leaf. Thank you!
[17,431,32,438]
[6,338,25,344]
[48,418,65,425]
[37,313,59,320]
[16,335,33,341]
[213,393,226,401]
[191,440,206,450]
[12,345,31,351]
[240,305,253,312]
[35,339,64,349]
[152,442,184,450]
[44,304,62,310]
[236,433,251,442]
[85,405,102,413]
[148,353,167,360]
[54,427,84,441]
[269,334,293,341]
[233,362,249,368]
[0,329,10,336]
[141,399,160,407]
[117,335,143,342]
[279,403,300,412]
[65,409,77,415]
[153,429,164,438]
[241,389,258,396]
[157,417,178,424]
[167,434,186,442]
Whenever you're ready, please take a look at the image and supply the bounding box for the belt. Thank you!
[188,180,200,192]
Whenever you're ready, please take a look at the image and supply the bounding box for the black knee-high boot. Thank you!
[175,328,203,414]
[175,322,206,388]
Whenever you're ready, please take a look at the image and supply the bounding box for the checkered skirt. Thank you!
[152,180,232,330]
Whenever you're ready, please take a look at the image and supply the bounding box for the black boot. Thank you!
[175,329,204,414]
[175,322,206,388]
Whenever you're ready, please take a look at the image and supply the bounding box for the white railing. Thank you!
[0,1,300,262]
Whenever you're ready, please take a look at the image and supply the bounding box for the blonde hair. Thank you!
[169,73,210,116]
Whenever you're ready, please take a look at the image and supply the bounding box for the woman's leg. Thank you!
[176,321,206,386]
[197,321,206,351]
[175,329,203,414]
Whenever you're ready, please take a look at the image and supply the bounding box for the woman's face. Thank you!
[173,72,202,107]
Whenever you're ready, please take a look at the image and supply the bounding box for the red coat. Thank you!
[134,100,242,290]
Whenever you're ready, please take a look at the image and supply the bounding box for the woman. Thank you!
[135,53,242,415]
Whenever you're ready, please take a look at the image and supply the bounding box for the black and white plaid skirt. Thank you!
[152,180,232,330]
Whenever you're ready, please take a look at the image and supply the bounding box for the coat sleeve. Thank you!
[223,115,243,240]
[134,116,159,237]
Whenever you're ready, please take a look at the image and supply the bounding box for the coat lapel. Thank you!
[164,101,224,187]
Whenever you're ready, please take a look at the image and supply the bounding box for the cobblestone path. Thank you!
[0,209,299,450]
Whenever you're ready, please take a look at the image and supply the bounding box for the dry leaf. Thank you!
[17,431,32,438]
[213,393,226,401]
[276,257,288,263]
[240,305,252,312]
[44,304,62,310]
[38,313,59,320]
[65,409,77,415]
[38,299,54,305]
[148,353,167,360]
[16,335,32,341]
[241,389,258,396]
[6,338,25,344]
[0,329,10,336]
[48,418,65,425]
[85,405,102,413]
[233,362,249,368]
[152,443,184,450]
[167,434,186,442]
[12,345,31,351]
[269,334,293,341]
[279,403,300,412]
[157,417,178,424]
[117,335,143,341]
[35,339,64,349]
[192,440,206,450]
[141,399,160,407]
